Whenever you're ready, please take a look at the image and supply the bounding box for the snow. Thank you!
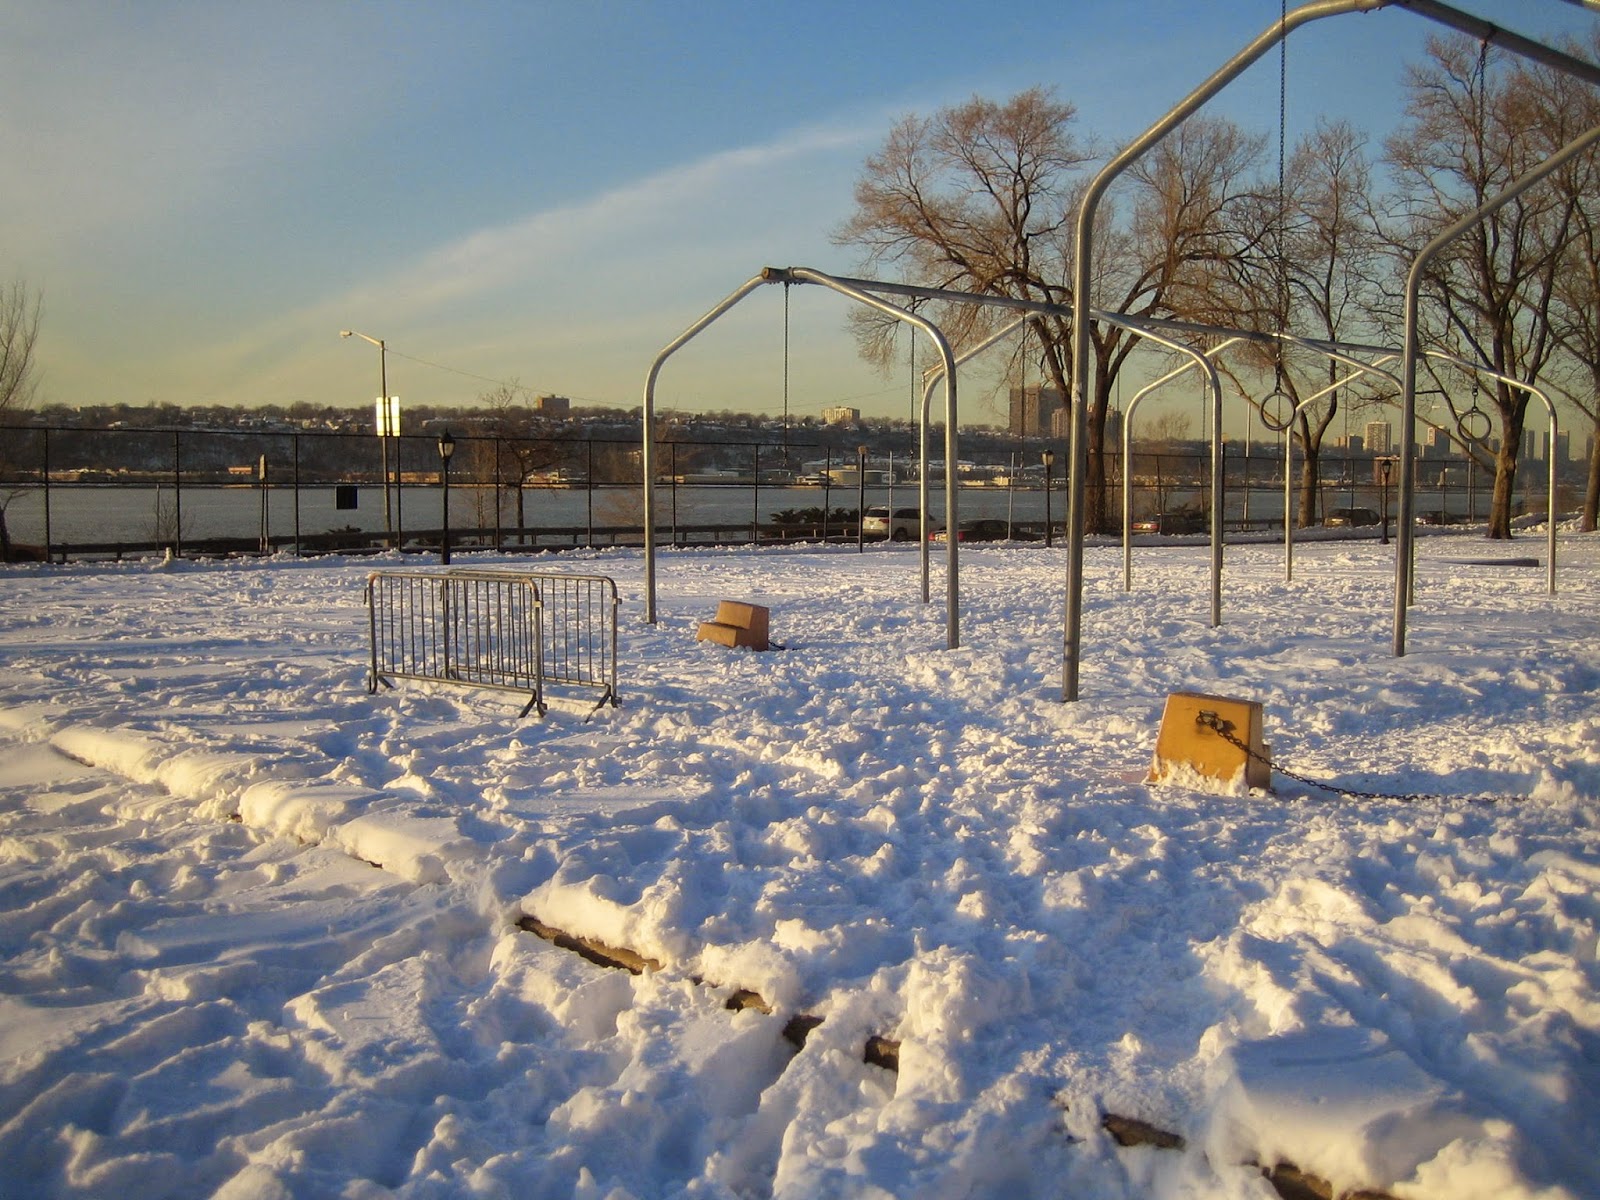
[0,532,1597,1199]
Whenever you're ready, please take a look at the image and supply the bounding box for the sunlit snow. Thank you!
[1,533,1597,1199]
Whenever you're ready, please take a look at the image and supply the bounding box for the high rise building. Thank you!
[1543,430,1572,464]
[1009,384,1064,438]
[1365,421,1392,454]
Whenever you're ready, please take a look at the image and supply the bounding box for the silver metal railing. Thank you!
[366,568,619,717]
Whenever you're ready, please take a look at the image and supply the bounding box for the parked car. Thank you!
[861,506,942,541]
[1131,509,1207,535]
[1324,507,1381,528]
[930,518,1035,544]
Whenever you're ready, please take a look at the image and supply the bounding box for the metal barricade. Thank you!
[366,569,619,717]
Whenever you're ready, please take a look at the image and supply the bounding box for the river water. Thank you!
[4,478,1423,548]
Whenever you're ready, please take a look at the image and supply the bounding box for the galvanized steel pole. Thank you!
[1396,123,1600,654]
[1064,0,1600,697]
[785,268,962,649]
[918,315,1027,604]
[1066,0,1391,701]
[641,274,769,624]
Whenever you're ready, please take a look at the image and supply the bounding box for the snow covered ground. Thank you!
[0,531,1597,1200]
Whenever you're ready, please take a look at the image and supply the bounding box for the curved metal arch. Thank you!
[640,267,965,649]
[1120,337,1246,594]
[1088,317,1227,625]
[1115,330,1560,603]
[1066,0,1600,699]
[1258,339,1560,596]
[780,268,962,647]
[1419,351,1559,596]
[642,272,770,625]
[916,316,1028,604]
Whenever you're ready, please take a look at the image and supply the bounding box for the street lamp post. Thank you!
[257,453,269,554]
[438,430,456,565]
[341,329,398,548]
[1042,449,1056,547]
[1379,456,1394,546]
[857,444,868,553]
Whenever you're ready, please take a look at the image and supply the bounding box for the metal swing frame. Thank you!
[1064,0,1600,698]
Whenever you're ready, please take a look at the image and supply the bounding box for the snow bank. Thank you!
[0,538,1597,1198]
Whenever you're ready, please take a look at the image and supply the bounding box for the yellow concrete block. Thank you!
[714,601,769,641]
[696,601,770,650]
[1149,691,1271,791]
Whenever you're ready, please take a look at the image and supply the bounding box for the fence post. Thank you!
[173,430,183,556]
[439,577,452,681]
[292,432,302,556]
[823,449,832,542]
[752,443,761,543]
[258,453,269,553]
[395,433,405,553]
[42,427,51,561]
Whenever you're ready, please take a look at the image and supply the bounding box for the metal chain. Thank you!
[1273,0,1289,393]
[1197,713,1499,805]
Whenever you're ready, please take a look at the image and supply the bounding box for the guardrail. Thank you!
[366,568,619,717]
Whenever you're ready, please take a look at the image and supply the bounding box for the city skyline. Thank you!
[6,2,1596,431]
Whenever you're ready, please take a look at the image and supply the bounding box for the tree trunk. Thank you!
[1488,442,1520,540]
[1585,397,1600,534]
[1296,445,1321,530]
[1478,395,1529,540]
[1086,399,1110,535]
[515,484,527,545]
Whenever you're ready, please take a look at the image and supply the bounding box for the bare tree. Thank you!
[1200,120,1385,527]
[1381,36,1579,538]
[1532,31,1600,531]
[1147,409,1192,445]
[1553,191,1600,529]
[1113,115,1268,530]
[837,89,1088,361]
[0,281,42,560]
[476,382,572,543]
[837,89,1261,532]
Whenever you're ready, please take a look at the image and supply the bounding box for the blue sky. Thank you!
[5,1,1596,428]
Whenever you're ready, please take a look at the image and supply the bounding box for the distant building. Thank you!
[1365,421,1392,454]
[1110,407,1124,444]
[821,406,860,426]
[1010,384,1064,438]
[535,394,571,415]
[1543,430,1572,464]
[1347,434,1366,456]
[1420,426,1456,460]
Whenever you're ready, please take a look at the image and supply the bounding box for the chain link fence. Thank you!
[0,422,1573,562]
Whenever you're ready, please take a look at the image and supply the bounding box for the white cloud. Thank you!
[182,117,885,407]
[327,119,877,322]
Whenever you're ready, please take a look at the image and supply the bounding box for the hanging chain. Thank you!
[782,281,791,467]
[1274,0,1290,392]
[1194,711,1502,805]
